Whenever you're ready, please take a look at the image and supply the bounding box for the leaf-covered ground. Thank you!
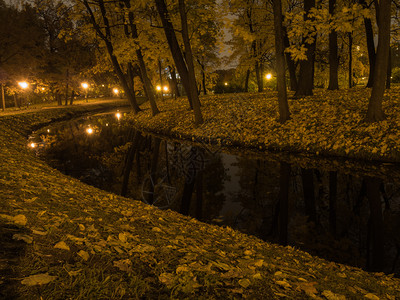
[1,99,400,299]
[128,88,400,163]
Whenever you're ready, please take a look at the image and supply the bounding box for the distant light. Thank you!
[224,82,228,86]
[29,142,36,148]
[163,86,169,92]
[47,129,50,133]
[41,87,45,91]
[86,128,93,134]
[115,112,121,120]
[106,123,109,127]
[18,82,28,89]
[356,46,360,51]
[101,84,105,87]
[81,82,89,89]
[113,88,119,95]
[266,73,272,80]
[156,85,162,91]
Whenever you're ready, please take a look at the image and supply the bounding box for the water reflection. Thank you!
[30,112,400,276]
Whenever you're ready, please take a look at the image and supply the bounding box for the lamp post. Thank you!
[81,82,89,102]
[18,81,29,107]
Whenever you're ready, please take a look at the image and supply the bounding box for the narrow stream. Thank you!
[29,110,400,276]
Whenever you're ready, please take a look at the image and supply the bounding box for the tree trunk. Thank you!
[328,0,339,90]
[154,0,204,124]
[178,0,203,123]
[273,0,290,122]
[364,15,375,87]
[283,28,298,91]
[244,69,250,92]
[158,59,164,100]
[366,0,391,122]
[170,67,180,98]
[70,90,75,105]
[122,0,159,115]
[294,0,316,97]
[348,32,353,88]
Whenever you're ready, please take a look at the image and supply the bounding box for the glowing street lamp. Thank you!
[115,112,121,120]
[81,82,89,102]
[163,86,169,92]
[224,82,228,86]
[266,73,272,80]
[113,88,119,96]
[86,127,93,135]
[156,85,162,91]
[18,81,29,89]
[29,142,36,148]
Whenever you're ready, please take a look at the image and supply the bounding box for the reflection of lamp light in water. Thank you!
[115,112,121,120]
[86,128,93,134]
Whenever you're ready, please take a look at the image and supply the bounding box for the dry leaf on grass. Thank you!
[21,273,57,286]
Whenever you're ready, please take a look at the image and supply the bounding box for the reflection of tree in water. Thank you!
[229,156,400,276]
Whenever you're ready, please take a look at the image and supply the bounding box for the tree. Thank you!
[80,0,142,113]
[328,0,339,90]
[154,0,204,125]
[272,0,290,122]
[365,0,391,122]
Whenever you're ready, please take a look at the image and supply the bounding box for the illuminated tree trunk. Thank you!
[273,0,290,122]
[366,0,391,122]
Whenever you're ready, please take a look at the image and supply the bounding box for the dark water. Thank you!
[29,111,400,276]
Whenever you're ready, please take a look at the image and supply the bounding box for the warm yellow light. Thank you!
[113,88,119,95]
[115,112,121,120]
[29,142,36,148]
[266,73,272,80]
[224,82,228,86]
[163,86,169,92]
[81,82,89,89]
[18,81,28,89]
[41,87,45,91]
[156,85,162,91]
[86,128,93,134]
[47,129,50,133]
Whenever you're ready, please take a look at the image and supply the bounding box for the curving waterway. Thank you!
[28,110,400,276]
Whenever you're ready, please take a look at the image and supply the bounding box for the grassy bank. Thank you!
[1,100,400,299]
[128,88,400,163]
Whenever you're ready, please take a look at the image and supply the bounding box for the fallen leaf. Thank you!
[32,229,47,236]
[12,234,33,244]
[276,280,291,289]
[238,278,251,288]
[152,227,163,232]
[21,273,57,286]
[118,233,127,243]
[113,259,132,272]
[13,214,27,226]
[364,293,379,300]
[77,250,89,261]
[322,290,346,300]
[54,241,70,251]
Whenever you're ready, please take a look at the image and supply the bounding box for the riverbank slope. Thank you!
[0,100,399,299]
